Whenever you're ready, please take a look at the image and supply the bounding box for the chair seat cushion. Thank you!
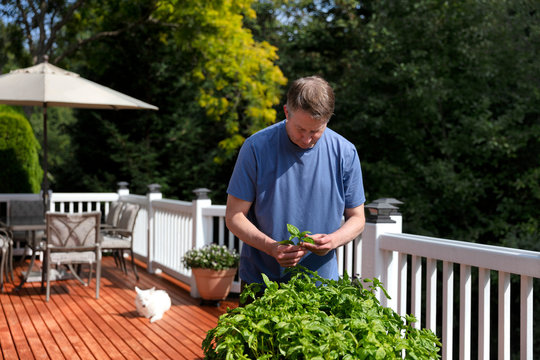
[101,235,131,249]
[50,251,96,264]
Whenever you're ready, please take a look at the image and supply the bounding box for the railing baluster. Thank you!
[382,249,398,310]
[442,261,454,360]
[218,216,225,247]
[498,271,510,360]
[228,230,235,253]
[337,245,344,277]
[459,264,471,360]
[398,253,408,317]
[411,255,422,329]
[167,212,172,269]
[353,235,362,278]
[345,241,353,278]
[426,258,437,332]
[478,267,490,360]
[520,275,533,360]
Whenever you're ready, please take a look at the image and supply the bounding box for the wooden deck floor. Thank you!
[0,256,238,359]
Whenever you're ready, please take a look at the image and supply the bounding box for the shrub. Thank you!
[203,268,441,359]
[0,106,43,193]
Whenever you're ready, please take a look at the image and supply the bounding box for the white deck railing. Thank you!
[0,187,537,359]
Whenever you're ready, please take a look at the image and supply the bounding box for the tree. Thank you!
[155,0,287,161]
[0,19,30,72]
[48,0,286,201]
[0,0,155,65]
[339,0,540,247]
[0,1,286,201]
[0,105,43,193]
[250,0,540,249]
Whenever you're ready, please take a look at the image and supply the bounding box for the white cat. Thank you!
[135,286,171,323]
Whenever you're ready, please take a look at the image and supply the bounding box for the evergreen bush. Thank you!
[0,106,43,193]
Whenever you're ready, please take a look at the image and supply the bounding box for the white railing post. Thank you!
[190,188,212,298]
[362,200,402,312]
[117,181,130,197]
[146,184,162,274]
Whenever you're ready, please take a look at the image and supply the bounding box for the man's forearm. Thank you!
[226,212,275,256]
[330,214,365,248]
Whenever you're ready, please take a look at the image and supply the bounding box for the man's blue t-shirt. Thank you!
[227,120,365,284]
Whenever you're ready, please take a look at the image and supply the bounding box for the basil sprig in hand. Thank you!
[278,224,315,245]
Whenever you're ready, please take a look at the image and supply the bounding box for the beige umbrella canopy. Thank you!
[0,58,158,204]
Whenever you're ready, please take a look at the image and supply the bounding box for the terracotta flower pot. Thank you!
[192,267,237,300]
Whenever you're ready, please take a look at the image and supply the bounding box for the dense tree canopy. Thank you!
[0,0,286,199]
[248,0,540,250]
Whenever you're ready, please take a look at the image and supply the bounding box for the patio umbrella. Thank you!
[0,58,158,206]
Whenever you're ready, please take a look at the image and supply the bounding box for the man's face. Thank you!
[284,105,327,149]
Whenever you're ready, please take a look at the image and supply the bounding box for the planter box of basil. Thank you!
[203,267,441,359]
[183,244,240,304]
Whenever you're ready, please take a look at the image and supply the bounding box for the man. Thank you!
[225,75,365,289]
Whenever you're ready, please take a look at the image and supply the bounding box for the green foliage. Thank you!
[155,0,287,162]
[0,19,30,73]
[250,0,540,250]
[203,268,441,359]
[341,0,540,246]
[5,0,287,201]
[182,244,240,270]
[27,106,77,186]
[0,105,43,193]
[278,224,314,245]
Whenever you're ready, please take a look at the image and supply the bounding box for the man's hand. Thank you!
[270,242,307,267]
[300,233,335,256]
[301,204,366,256]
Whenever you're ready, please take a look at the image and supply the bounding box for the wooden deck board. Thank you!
[0,256,238,360]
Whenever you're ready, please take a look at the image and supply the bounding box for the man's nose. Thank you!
[301,134,312,145]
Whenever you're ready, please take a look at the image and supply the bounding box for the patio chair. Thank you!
[7,200,45,278]
[0,228,13,292]
[9,199,45,244]
[100,203,140,280]
[44,212,101,302]
[101,201,124,231]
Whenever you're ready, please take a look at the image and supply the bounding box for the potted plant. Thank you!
[182,244,240,302]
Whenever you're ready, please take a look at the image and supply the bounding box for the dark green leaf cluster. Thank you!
[182,244,239,271]
[278,224,314,245]
[0,106,43,193]
[203,268,440,359]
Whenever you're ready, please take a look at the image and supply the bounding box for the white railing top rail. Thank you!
[50,192,119,202]
[380,232,540,278]
[152,198,192,212]
[202,204,226,217]
[121,194,148,206]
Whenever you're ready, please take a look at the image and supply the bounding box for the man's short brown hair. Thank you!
[286,76,335,122]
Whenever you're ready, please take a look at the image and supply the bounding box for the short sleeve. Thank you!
[343,147,365,209]
[227,139,257,202]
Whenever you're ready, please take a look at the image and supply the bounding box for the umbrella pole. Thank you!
[43,103,49,213]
